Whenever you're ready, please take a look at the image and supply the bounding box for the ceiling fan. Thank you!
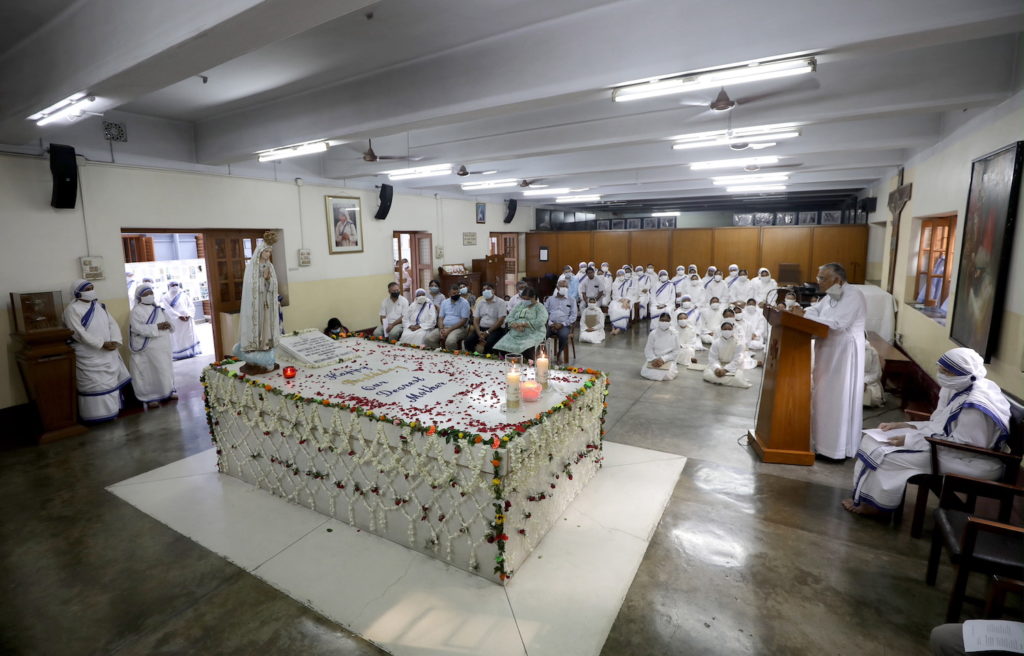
[680,76,821,112]
[518,178,545,187]
[361,138,424,162]
[456,165,497,176]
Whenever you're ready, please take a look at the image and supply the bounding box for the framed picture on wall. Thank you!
[733,213,753,226]
[325,195,363,254]
[753,212,774,226]
[798,211,818,225]
[775,212,796,225]
[475,202,486,224]
[642,217,657,229]
[658,217,676,229]
[611,219,625,230]
[821,210,842,225]
[950,141,1023,361]
[596,220,610,230]
[536,209,551,231]
[626,218,642,230]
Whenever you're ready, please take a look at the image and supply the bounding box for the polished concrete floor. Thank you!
[0,326,974,655]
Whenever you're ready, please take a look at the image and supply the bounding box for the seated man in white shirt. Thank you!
[373,282,409,340]
[578,266,605,312]
[702,321,752,388]
[465,282,507,354]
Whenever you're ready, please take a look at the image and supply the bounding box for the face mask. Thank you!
[624,272,632,279]
[682,301,693,310]
[690,277,699,283]
[460,286,468,294]
[760,273,770,279]
[826,284,843,300]
[724,315,736,323]
[936,372,972,391]
[556,287,567,296]
[659,274,669,282]
[678,319,689,328]
[140,295,154,305]
[739,275,748,282]
[78,290,97,301]
[588,302,598,309]
[721,329,734,339]
[729,269,738,276]
[710,302,721,311]
[451,293,461,300]
[658,322,671,331]
[390,291,400,299]
[677,269,685,275]
[647,267,655,274]
[429,286,440,293]
[745,306,757,316]
[785,298,798,308]
[415,296,427,304]
[714,274,723,282]
[330,328,341,334]
[482,290,493,300]
[602,265,609,272]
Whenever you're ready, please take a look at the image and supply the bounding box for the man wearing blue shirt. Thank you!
[545,278,578,356]
[438,284,471,349]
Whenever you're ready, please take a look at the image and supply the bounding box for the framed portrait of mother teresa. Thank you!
[325,195,363,254]
[950,141,1023,361]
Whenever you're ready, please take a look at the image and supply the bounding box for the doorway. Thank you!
[392,231,433,299]
[489,232,520,298]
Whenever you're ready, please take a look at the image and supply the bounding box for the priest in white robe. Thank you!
[398,288,440,348]
[641,313,679,381]
[702,320,751,388]
[579,298,606,344]
[843,348,1011,515]
[63,279,131,422]
[128,283,176,408]
[789,262,867,460]
[161,280,201,360]
[649,269,677,319]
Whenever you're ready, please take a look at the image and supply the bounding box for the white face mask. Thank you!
[460,286,468,294]
[676,269,685,275]
[738,275,748,282]
[482,290,493,300]
[588,302,598,309]
[721,329,734,339]
[690,277,700,284]
[710,302,721,311]
[429,286,440,294]
[78,290,97,301]
[659,274,669,282]
[657,322,671,331]
[624,272,632,279]
[556,287,567,296]
[729,269,738,277]
[785,298,798,308]
[826,283,843,300]
[678,319,689,328]
[601,265,609,272]
[415,296,427,304]
[744,306,757,316]
[936,372,972,391]
[760,273,770,281]
[682,301,693,310]
[714,274,723,282]
[140,295,155,305]
[647,267,655,274]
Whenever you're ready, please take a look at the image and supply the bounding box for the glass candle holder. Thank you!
[282,365,297,379]
[534,343,549,388]
[505,355,522,410]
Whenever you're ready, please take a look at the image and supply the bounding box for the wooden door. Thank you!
[415,232,433,292]
[205,229,268,358]
[713,227,760,273]
[760,227,812,284]
[669,229,713,271]
[593,231,630,271]
[629,230,671,271]
[811,225,869,283]
[492,232,519,297]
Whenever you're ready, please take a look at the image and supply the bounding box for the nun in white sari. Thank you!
[398,288,440,348]
[63,279,131,422]
[844,348,1011,515]
[641,313,680,381]
[702,321,752,388]
[161,280,201,360]
[579,299,606,344]
[609,269,635,334]
[673,308,701,365]
[128,283,176,408]
[649,270,677,319]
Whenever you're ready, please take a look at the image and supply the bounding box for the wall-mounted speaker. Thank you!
[374,183,393,219]
[859,197,877,213]
[503,198,517,224]
[49,144,78,209]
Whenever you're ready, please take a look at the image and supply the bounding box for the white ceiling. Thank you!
[2,0,1023,213]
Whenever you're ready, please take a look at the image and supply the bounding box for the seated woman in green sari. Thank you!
[493,286,548,360]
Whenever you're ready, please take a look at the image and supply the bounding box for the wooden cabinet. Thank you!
[629,230,671,271]
[526,232,560,277]
[593,231,630,271]
[15,329,87,444]
[670,228,713,271]
[556,232,593,271]
[760,227,813,284]
[712,227,761,274]
[811,225,869,283]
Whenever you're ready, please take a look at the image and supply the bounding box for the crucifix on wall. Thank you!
[886,172,913,295]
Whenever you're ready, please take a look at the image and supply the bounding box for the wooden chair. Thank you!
[548,328,575,364]
[984,575,1024,618]
[924,473,1024,622]
[903,393,1024,538]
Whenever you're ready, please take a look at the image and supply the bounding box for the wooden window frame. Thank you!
[914,214,956,307]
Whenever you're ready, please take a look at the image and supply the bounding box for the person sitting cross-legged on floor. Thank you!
[641,312,680,381]
[702,320,752,388]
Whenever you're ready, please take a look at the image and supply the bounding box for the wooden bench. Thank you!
[867,330,914,396]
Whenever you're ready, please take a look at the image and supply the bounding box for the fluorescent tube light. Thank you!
[725,184,788,193]
[522,187,570,197]
[652,211,680,217]
[257,141,329,162]
[555,195,601,203]
[712,172,790,185]
[384,163,453,180]
[613,58,815,102]
[28,92,88,123]
[673,131,799,150]
[481,170,498,175]
[690,156,779,171]
[461,178,520,191]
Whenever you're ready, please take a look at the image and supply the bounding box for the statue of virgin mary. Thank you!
[233,231,281,373]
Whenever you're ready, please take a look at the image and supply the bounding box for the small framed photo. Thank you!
[798,211,818,225]
[11,290,64,334]
[626,218,642,230]
[596,220,610,230]
[475,202,486,224]
[642,217,657,229]
[611,219,625,230]
[325,195,363,254]
[775,212,796,225]
[536,209,551,231]
[733,213,753,226]
[753,212,774,226]
[821,210,842,225]
[658,216,677,229]
[856,210,867,224]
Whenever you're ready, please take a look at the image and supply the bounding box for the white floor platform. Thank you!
[108,442,686,656]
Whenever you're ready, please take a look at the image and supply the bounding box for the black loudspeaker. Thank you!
[374,183,393,219]
[503,198,517,224]
[49,144,78,209]
[859,197,877,213]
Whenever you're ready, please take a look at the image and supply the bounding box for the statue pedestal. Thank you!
[233,344,278,374]
[15,329,88,444]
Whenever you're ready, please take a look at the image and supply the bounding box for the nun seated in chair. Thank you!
[842,347,1011,516]
[641,313,680,381]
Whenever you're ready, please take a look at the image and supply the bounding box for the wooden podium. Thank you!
[748,308,828,466]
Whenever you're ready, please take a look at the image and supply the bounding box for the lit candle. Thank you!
[535,353,549,388]
[520,381,543,402]
[506,368,521,409]
[282,366,297,379]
